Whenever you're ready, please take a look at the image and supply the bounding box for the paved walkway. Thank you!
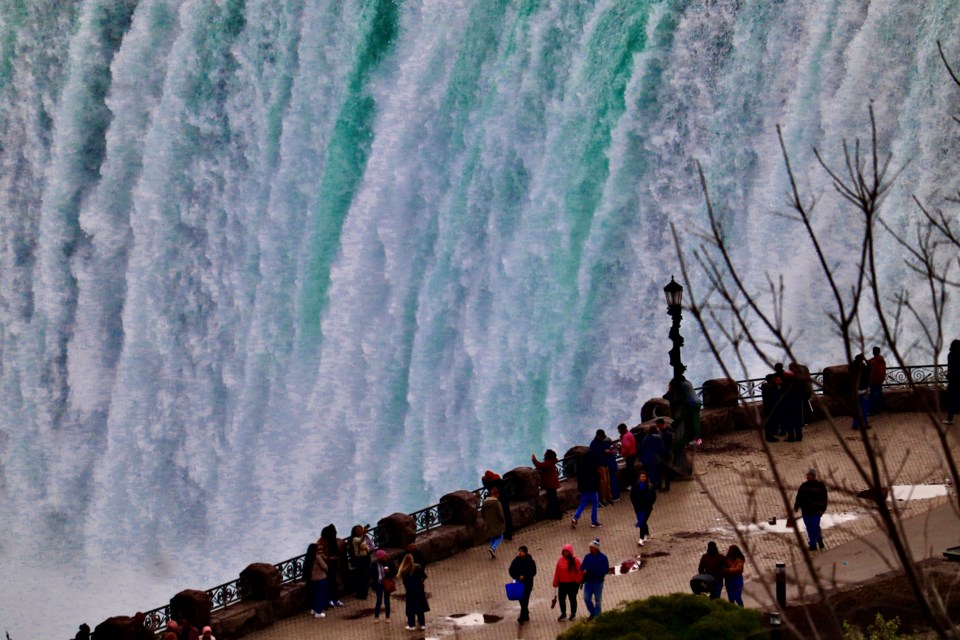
[249,413,960,640]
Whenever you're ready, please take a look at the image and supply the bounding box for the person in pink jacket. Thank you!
[552,544,582,622]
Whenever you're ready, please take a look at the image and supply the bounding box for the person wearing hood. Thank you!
[697,541,727,599]
[552,544,582,622]
[304,536,329,618]
[508,545,537,623]
[481,486,506,558]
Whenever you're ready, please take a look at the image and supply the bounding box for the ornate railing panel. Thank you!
[275,554,304,583]
[142,605,171,634]
[208,578,243,611]
[410,501,452,532]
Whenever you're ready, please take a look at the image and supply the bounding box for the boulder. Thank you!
[239,563,282,601]
[377,512,417,549]
[415,524,474,562]
[560,446,590,479]
[170,589,211,629]
[640,398,671,422]
[93,616,154,640]
[504,467,540,501]
[439,490,481,527]
[507,500,536,530]
[556,481,581,511]
[699,407,737,437]
[701,378,740,408]
[821,364,853,402]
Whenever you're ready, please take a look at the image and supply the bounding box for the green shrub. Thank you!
[557,593,766,640]
[843,613,906,640]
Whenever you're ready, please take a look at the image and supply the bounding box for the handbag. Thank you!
[383,577,396,593]
[505,581,524,601]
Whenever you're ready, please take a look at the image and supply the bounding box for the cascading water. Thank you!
[1,1,957,637]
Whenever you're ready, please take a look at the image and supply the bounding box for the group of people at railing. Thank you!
[301,522,431,630]
[79,343,960,638]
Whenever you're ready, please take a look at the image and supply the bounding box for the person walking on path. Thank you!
[794,467,828,550]
[552,544,582,622]
[697,541,727,600]
[945,339,959,424]
[630,470,657,546]
[580,538,609,620]
[532,449,562,520]
[482,470,513,540]
[304,537,329,618]
[508,545,537,623]
[868,347,887,415]
[398,553,429,631]
[617,423,637,488]
[724,545,745,607]
[482,486,506,558]
[571,449,601,528]
[370,549,394,623]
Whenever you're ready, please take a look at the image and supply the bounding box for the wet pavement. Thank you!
[247,412,959,639]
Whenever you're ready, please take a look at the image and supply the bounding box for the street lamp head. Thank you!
[664,276,683,309]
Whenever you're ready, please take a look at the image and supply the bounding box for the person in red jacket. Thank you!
[617,423,637,487]
[551,544,582,622]
[532,449,562,520]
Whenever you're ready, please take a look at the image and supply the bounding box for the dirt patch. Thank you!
[672,530,711,540]
[642,550,671,558]
[783,559,960,638]
[697,441,756,455]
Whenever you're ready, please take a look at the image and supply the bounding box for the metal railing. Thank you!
[109,363,945,635]
[719,364,943,402]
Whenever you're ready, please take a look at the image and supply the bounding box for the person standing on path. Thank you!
[532,449,562,520]
[637,426,666,489]
[617,423,637,488]
[304,537,329,618]
[630,470,657,546]
[945,339,959,424]
[508,545,537,624]
[398,553,429,631]
[482,486,506,558]
[656,418,674,492]
[552,544,582,622]
[580,538,609,620]
[697,541,727,600]
[851,354,872,430]
[370,549,394,623]
[868,347,887,415]
[349,524,374,599]
[794,467,828,550]
[724,545,745,607]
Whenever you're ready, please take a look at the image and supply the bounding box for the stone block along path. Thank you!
[247,413,960,639]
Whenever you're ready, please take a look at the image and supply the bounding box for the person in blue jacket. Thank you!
[580,538,609,620]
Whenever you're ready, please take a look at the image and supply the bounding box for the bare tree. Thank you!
[671,54,960,639]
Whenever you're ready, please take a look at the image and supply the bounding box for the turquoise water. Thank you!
[0,1,958,636]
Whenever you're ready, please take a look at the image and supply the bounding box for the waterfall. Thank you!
[0,1,957,636]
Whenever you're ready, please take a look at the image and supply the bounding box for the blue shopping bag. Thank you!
[505,581,524,601]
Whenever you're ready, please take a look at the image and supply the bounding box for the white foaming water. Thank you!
[0,1,958,637]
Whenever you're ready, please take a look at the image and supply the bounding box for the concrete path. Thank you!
[248,413,960,640]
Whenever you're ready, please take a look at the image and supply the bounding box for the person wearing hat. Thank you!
[200,626,215,640]
[580,538,609,620]
[370,548,395,623]
[794,467,828,551]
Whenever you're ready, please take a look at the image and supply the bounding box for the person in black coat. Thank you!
[508,546,537,623]
[630,471,657,546]
[945,339,959,424]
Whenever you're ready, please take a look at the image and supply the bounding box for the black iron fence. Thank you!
[107,363,946,635]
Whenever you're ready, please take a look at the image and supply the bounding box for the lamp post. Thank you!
[664,276,686,382]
